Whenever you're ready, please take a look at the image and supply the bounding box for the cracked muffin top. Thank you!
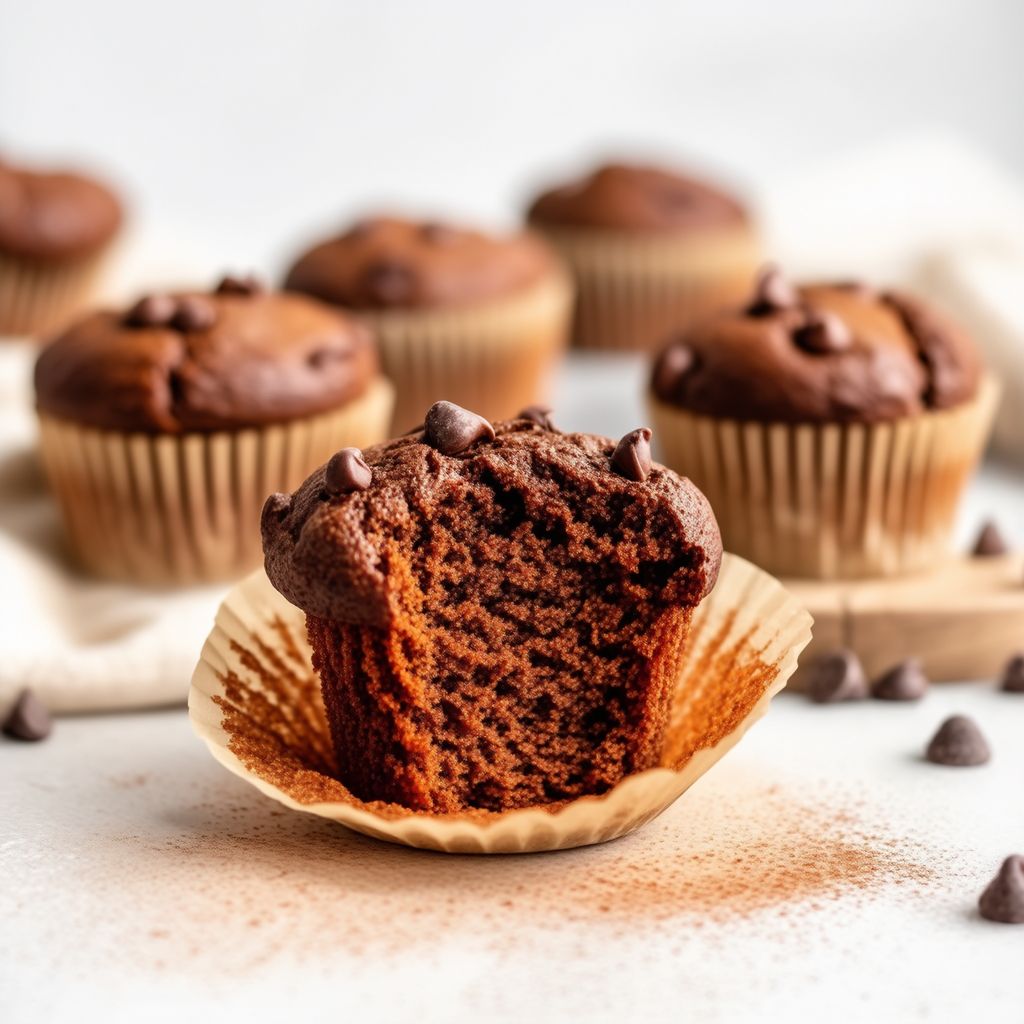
[34,276,379,433]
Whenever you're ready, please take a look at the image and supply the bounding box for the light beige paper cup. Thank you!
[531,224,760,352]
[188,553,812,854]
[37,376,394,586]
[649,375,1000,580]
[361,268,572,434]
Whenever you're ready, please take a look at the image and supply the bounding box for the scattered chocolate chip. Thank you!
[611,428,653,482]
[420,222,457,244]
[518,405,557,431]
[999,653,1024,693]
[171,296,217,332]
[361,261,415,306]
[871,658,929,701]
[2,689,52,741]
[260,492,291,528]
[652,341,696,400]
[805,649,868,703]
[124,294,177,328]
[971,520,1009,557]
[979,855,1024,923]
[324,448,372,495]
[793,309,853,354]
[747,265,798,315]
[925,715,991,766]
[215,273,264,296]
[424,401,495,455]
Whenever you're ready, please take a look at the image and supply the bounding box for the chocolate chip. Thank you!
[612,428,653,482]
[805,649,868,703]
[215,274,264,296]
[2,689,52,741]
[424,401,495,455]
[925,715,991,766]
[420,222,458,244]
[747,265,798,315]
[324,448,372,495]
[518,405,557,431]
[971,520,1009,557]
[260,492,291,530]
[651,341,696,400]
[124,294,176,328]
[979,855,1024,923]
[871,658,929,701]
[793,310,853,354]
[999,654,1024,693]
[361,261,415,306]
[171,296,217,332]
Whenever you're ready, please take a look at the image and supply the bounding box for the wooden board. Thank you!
[784,553,1024,689]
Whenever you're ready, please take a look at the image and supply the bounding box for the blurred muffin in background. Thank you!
[0,155,123,337]
[647,267,998,580]
[525,161,760,352]
[284,215,572,433]
[34,275,393,585]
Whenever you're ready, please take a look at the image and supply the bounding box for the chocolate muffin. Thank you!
[0,155,123,336]
[35,276,394,584]
[648,268,997,579]
[525,161,759,351]
[284,214,572,433]
[262,402,722,813]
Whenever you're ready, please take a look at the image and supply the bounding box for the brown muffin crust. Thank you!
[284,215,557,311]
[262,410,722,812]
[651,271,982,423]
[34,279,379,433]
[526,161,748,233]
[0,157,122,261]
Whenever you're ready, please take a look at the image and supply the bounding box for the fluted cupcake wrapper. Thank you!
[360,268,572,435]
[531,224,760,352]
[188,553,812,854]
[37,377,394,586]
[649,375,1000,581]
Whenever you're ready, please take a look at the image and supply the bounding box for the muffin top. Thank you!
[526,161,748,233]
[35,276,379,433]
[0,156,123,261]
[262,402,723,626]
[651,268,982,424]
[284,215,557,311]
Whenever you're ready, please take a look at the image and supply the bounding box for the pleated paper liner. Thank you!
[360,267,573,435]
[649,375,1000,581]
[188,553,812,854]
[531,224,760,352]
[36,376,394,586]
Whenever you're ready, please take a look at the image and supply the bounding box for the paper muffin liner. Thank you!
[188,553,812,854]
[0,248,112,339]
[359,267,572,434]
[649,375,1000,580]
[532,224,760,352]
[36,377,394,586]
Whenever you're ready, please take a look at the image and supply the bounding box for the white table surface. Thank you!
[4,355,1024,1023]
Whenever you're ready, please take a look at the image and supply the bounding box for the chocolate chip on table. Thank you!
[124,294,176,328]
[805,649,868,703]
[215,274,264,296]
[651,341,696,400]
[871,658,929,701]
[747,265,798,315]
[971,519,1009,557]
[793,310,853,354]
[979,855,1024,923]
[424,401,495,455]
[324,448,372,495]
[925,715,991,766]
[2,689,52,741]
[517,405,557,431]
[361,261,415,306]
[999,653,1024,693]
[171,296,217,331]
[611,428,653,483]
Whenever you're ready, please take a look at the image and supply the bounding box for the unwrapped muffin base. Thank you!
[189,553,812,854]
[650,375,999,580]
[37,377,394,585]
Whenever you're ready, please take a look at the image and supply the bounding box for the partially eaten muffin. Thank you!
[261,402,722,813]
